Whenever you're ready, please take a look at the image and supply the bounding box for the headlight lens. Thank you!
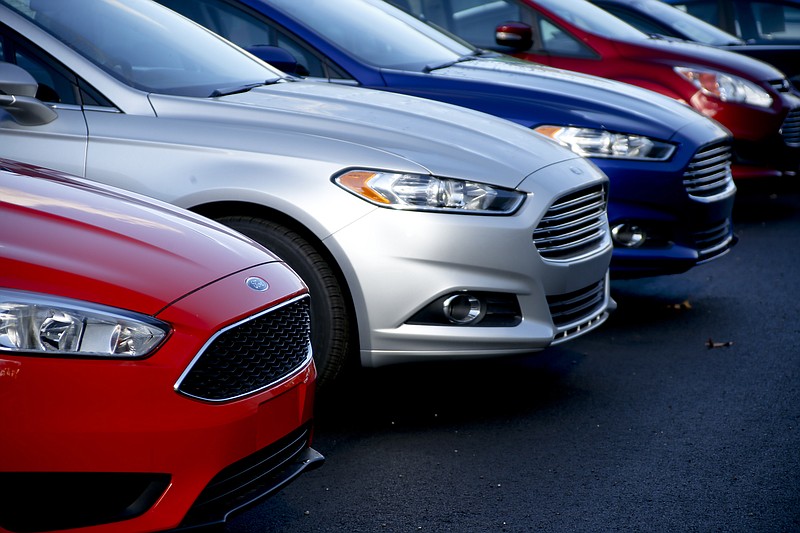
[534,126,676,160]
[335,170,524,214]
[0,290,169,358]
[675,67,773,108]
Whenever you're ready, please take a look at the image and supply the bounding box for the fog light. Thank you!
[611,223,646,247]
[442,293,482,325]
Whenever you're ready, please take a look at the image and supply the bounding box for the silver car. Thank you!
[0,0,613,386]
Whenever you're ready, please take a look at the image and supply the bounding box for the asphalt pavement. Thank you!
[227,178,800,533]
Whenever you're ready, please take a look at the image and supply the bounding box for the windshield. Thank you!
[535,0,649,40]
[1,0,284,96]
[268,0,474,71]
[639,1,744,45]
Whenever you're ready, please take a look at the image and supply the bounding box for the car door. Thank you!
[0,22,172,197]
[0,30,88,176]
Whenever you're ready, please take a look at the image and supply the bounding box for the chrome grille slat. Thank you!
[533,184,608,261]
[685,168,730,185]
[534,219,607,252]
[686,147,729,170]
[538,198,605,223]
[682,141,735,201]
[545,189,605,213]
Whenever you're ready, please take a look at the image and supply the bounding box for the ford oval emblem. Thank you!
[569,166,584,175]
[246,277,269,292]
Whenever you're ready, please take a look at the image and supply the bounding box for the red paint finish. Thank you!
[510,0,800,178]
[0,159,319,532]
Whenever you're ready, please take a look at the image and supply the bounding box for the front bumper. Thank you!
[710,93,800,179]
[594,124,737,278]
[325,158,614,368]
[0,263,319,533]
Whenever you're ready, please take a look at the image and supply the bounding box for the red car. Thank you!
[388,0,800,180]
[0,159,322,532]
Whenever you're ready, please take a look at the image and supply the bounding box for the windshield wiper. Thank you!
[209,77,283,97]
[423,50,483,73]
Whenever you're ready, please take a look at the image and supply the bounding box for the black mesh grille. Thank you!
[683,141,735,200]
[533,184,608,261]
[176,296,312,402]
[781,108,800,147]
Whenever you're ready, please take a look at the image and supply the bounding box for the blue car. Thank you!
[157,0,737,278]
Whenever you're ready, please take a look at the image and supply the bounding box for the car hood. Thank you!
[151,80,580,188]
[1,159,281,315]
[406,57,714,139]
[619,37,786,81]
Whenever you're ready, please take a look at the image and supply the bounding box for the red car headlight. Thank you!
[0,289,169,358]
[675,66,773,108]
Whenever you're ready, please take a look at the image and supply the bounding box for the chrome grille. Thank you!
[683,142,735,201]
[548,274,610,344]
[781,108,800,147]
[548,278,605,328]
[175,295,312,402]
[694,218,735,263]
[533,184,608,261]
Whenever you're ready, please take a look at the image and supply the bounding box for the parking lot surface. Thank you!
[227,179,800,533]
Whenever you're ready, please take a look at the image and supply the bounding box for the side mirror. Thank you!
[0,62,57,126]
[246,45,300,75]
[495,21,533,51]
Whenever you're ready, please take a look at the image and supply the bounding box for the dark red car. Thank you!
[0,159,322,532]
[388,0,800,180]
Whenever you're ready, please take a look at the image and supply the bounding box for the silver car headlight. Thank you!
[674,67,773,108]
[334,170,524,214]
[0,289,169,358]
[534,126,676,160]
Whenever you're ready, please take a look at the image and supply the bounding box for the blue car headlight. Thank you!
[334,170,524,214]
[535,126,676,161]
[0,289,169,358]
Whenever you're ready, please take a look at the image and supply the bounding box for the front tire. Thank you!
[217,216,352,388]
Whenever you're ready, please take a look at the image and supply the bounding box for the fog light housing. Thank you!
[611,224,646,248]
[443,293,482,325]
[406,292,521,327]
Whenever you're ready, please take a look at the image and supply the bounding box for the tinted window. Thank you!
[535,0,648,40]
[159,0,346,79]
[266,0,471,70]
[750,1,800,42]
[0,0,283,97]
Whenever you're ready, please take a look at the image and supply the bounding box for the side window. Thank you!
[273,33,328,78]
[538,17,595,57]
[12,43,79,104]
[751,1,800,41]
[159,0,346,79]
[0,30,113,107]
[670,1,720,28]
[600,6,677,37]
[449,0,523,48]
